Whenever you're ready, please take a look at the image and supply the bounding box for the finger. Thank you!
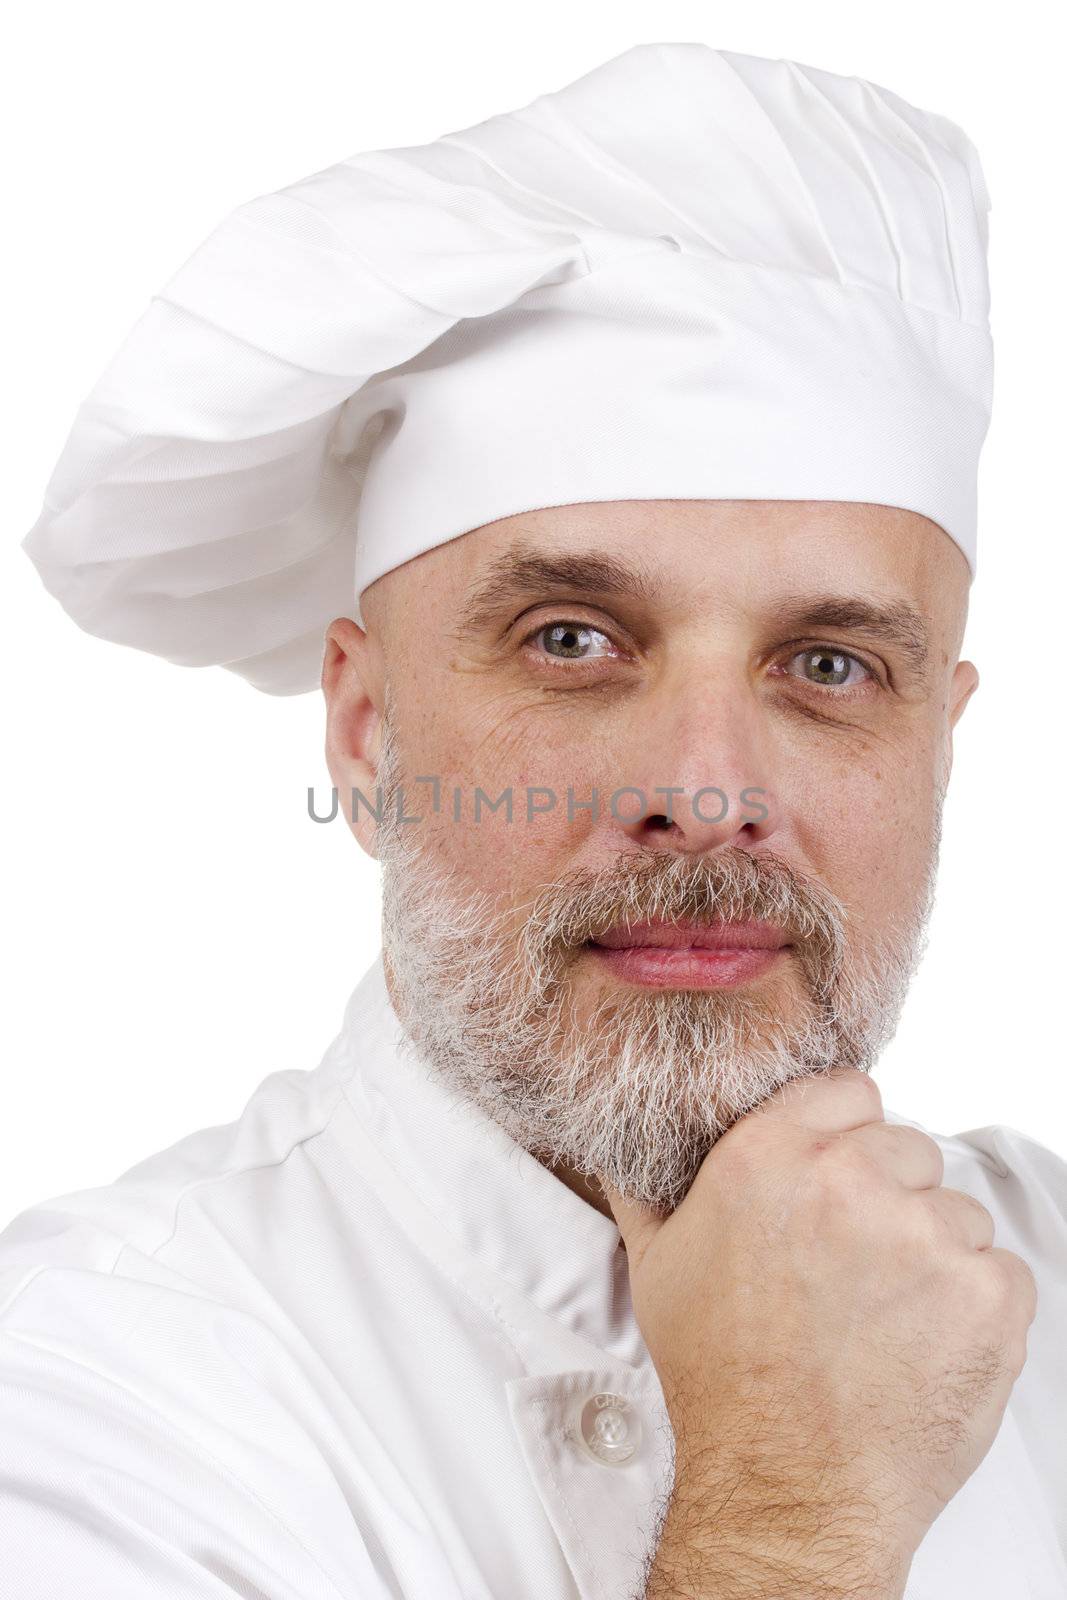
[918,1186,996,1250]
[986,1247,1040,1323]
[843,1121,945,1190]
[597,1175,665,1266]
[743,1065,885,1137]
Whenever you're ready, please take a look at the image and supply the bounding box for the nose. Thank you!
[601,677,783,855]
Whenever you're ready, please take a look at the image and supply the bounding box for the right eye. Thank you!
[525,621,619,662]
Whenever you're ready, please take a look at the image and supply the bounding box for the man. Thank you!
[4,40,1065,1600]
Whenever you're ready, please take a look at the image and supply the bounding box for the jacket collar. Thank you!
[338,951,645,1366]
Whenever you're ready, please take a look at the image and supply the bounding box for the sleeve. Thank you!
[0,1272,398,1600]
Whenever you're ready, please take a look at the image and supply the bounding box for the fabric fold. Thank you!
[22,40,994,695]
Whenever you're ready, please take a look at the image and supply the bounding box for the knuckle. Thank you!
[907,1188,995,1254]
[970,1201,997,1243]
[894,1194,953,1258]
[945,1187,996,1235]
[775,1066,883,1123]
[905,1192,944,1236]
[836,1068,884,1118]
[991,1248,1040,1316]
[913,1129,946,1181]
[804,1134,882,1200]
[855,1067,884,1105]
[874,1124,944,1184]
[968,1248,1038,1324]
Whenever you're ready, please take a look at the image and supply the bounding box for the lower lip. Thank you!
[587,944,788,989]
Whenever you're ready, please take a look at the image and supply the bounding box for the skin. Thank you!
[320,499,1039,1594]
[321,497,977,1221]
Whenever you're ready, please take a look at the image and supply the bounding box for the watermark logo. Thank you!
[307,779,771,826]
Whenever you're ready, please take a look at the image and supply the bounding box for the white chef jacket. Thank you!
[1,953,1064,1598]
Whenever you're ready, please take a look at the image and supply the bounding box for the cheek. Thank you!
[414,797,569,891]
[401,725,603,891]
[790,737,942,920]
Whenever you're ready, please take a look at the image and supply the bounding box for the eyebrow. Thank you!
[457,545,931,676]
[458,544,662,636]
[772,595,931,677]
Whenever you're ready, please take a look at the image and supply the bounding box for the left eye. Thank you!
[787,648,871,688]
[531,621,615,660]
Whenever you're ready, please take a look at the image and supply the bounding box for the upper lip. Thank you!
[591,919,791,951]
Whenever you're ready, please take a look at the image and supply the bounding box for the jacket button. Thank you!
[576,1391,643,1466]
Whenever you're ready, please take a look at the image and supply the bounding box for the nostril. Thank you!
[645,813,673,831]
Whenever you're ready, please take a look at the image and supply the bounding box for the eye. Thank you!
[527,620,618,661]
[786,647,872,689]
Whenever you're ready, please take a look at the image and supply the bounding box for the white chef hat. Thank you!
[22,41,993,696]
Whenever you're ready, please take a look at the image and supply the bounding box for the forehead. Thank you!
[378,499,969,628]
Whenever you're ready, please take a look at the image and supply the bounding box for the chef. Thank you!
[3,40,1065,1599]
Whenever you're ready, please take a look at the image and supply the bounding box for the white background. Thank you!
[3,0,1064,1225]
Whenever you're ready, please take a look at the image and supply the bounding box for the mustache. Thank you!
[516,846,849,1000]
[376,719,849,1003]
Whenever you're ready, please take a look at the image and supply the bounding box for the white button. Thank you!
[575,1391,642,1467]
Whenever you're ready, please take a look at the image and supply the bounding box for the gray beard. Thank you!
[373,716,940,1215]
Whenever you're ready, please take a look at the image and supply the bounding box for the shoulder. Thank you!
[0,1264,395,1597]
[0,1031,355,1486]
[0,1017,358,1324]
[0,1022,401,1597]
[939,1121,1067,1218]
[0,1025,362,1498]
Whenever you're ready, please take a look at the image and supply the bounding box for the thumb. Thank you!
[597,1175,666,1272]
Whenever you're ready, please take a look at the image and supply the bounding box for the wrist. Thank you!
[651,1452,910,1600]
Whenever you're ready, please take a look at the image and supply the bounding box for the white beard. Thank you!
[373,716,940,1214]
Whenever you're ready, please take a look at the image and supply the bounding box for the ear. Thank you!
[321,616,386,857]
[939,658,979,792]
[948,659,979,730]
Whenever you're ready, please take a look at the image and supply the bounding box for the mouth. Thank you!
[585,919,793,990]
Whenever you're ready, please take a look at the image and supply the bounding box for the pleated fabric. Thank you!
[22,42,993,694]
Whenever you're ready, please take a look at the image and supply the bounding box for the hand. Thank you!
[601,1067,1038,1588]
